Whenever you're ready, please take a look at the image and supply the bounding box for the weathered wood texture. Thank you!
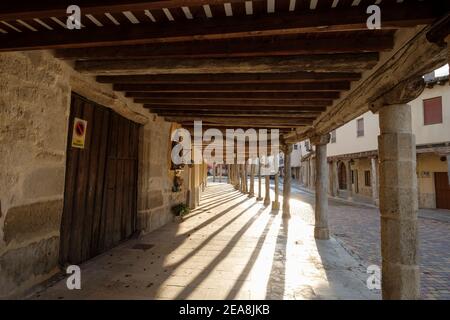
[75,54,380,75]
[97,72,362,84]
[60,94,139,265]
[0,2,441,51]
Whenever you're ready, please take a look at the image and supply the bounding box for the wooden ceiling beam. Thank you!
[0,1,443,51]
[147,106,327,112]
[182,125,293,134]
[178,122,298,129]
[164,115,313,126]
[0,1,253,21]
[114,82,350,92]
[55,35,393,60]
[76,54,379,75]
[126,91,341,100]
[154,112,321,118]
[97,72,361,84]
[139,99,332,107]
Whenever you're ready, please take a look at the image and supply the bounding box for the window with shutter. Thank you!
[423,97,443,125]
[357,118,364,137]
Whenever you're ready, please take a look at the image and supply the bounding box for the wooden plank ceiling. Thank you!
[0,0,447,139]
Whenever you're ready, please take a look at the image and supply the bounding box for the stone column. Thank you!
[310,157,315,190]
[272,172,280,211]
[264,175,271,206]
[227,164,230,184]
[378,103,419,299]
[371,157,379,205]
[281,144,293,218]
[240,164,246,193]
[249,162,255,197]
[257,160,263,201]
[345,159,353,199]
[212,163,216,182]
[332,161,339,196]
[234,164,241,191]
[233,164,236,185]
[328,161,338,197]
[306,159,311,188]
[311,134,331,240]
[189,165,197,209]
[201,163,206,192]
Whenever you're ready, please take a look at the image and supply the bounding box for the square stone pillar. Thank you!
[189,165,197,209]
[249,163,255,197]
[345,159,353,199]
[272,172,280,211]
[243,163,248,193]
[378,103,419,300]
[264,175,271,206]
[257,160,263,201]
[371,157,379,205]
[311,134,330,240]
[332,161,339,197]
[281,144,293,218]
[235,164,241,190]
[310,157,315,190]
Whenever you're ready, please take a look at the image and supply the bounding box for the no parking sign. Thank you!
[71,117,87,149]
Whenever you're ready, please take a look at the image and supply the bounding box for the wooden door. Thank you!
[435,172,450,210]
[60,94,139,265]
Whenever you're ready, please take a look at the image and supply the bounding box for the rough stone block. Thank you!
[4,200,63,245]
[381,217,419,265]
[147,191,164,210]
[379,186,418,218]
[382,262,420,300]
[0,236,60,298]
[378,133,416,162]
[22,166,65,200]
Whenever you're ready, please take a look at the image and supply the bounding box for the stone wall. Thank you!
[137,119,189,234]
[0,51,71,298]
[0,50,188,298]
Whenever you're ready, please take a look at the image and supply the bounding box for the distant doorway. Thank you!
[435,172,450,210]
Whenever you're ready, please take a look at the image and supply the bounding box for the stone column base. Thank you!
[382,263,420,300]
[314,227,330,240]
[272,201,280,211]
[282,210,291,219]
[256,197,263,201]
[248,193,254,198]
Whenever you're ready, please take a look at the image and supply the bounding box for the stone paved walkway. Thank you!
[278,180,450,300]
[29,182,378,300]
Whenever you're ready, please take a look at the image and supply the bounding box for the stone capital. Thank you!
[310,134,330,146]
[369,77,425,113]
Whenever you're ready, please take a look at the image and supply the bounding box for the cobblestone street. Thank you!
[277,180,450,300]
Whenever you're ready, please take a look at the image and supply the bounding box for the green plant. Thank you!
[172,203,190,217]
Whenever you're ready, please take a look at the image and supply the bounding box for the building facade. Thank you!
[297,75,450,210]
